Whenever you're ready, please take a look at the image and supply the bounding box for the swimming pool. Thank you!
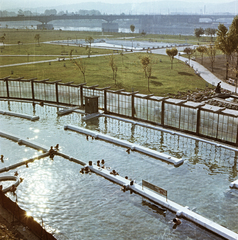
[0,100,237,240]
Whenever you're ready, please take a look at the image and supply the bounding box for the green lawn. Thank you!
[0,29,212,96]
[0,52,208,96]
[0,56,57,65]
[0,28,210,45]
[0,43,113,56]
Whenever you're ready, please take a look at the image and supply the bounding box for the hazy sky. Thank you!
[0,0,233,9]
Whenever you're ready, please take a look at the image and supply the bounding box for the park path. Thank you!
[152,47,237,93]
[0,53,114,68]
[1,46,236,93]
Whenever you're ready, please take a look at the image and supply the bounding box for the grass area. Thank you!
[0,29,106,44]
[0,43,112,56]
[0,28,213,96]
[0,28,211,45]
[0,52,208,95]
[0,56,56,65]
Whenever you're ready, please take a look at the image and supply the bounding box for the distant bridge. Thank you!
[0,13,235,24]
[0,14,235,34]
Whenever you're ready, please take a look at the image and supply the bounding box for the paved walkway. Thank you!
[0,53,114,68]
[152,47,237,94]
[1,46,237,93]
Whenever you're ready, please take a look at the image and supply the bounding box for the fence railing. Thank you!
[1,77,238,146]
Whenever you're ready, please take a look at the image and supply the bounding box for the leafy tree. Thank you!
[196,46,207,64]
[166,47,178,69]
[44,9,57,15]
[85,36,94,58]
[73,59,87,82]
[34,34,40,46]
[130,24,135,33]
[18,9,24,15]
[194,27,204,41]
[206,43,216,72]
[109,54,118,85]
[183,47,195,65]
[205,28,216,42]
[215,23,236,79]
[140,56,152,92]
[141,30,146,36]
[228,15,238,90]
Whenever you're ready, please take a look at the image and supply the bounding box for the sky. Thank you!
[0,0,233,10]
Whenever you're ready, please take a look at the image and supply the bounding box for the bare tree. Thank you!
[206,43,216,72]
[109,54,118,85]
[85,36,94,58]
[73,59,87,82]
[34,34,40,46]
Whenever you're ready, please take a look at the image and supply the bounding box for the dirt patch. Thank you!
[196,54,236,81]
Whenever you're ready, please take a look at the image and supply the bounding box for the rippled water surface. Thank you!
[0,101,238,240]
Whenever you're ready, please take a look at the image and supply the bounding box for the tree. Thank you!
[205,28,216,42]
[85,36,94,58]
[206,43,216,72]
[228,15,238,91]
[109,54,118,85]
[166,47,178,69]
[130,24,135,33]
[0,36,5,44]
[73,59,87,82]
[194,27,204,41]
[183,47,195,65]
[215,23,236,79]
[18,9,24,15]
[196,46,207,64]
[44,9,57,15]
[141,56,152,92]
[141,30,146,36]
[34,34,40,46]
[70,49,74,60]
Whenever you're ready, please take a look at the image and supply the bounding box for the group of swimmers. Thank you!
[48,144,59,159]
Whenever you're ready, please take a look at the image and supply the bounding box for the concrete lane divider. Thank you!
[0,110,39,121]
[0,131,48,152]
[0,176,20,193]
[87,163,238,240]
[64,125,184,166]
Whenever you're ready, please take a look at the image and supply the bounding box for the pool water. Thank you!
[0,101,237,240]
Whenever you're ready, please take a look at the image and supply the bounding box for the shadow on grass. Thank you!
[178,72,194,76]
[151,79,163,86]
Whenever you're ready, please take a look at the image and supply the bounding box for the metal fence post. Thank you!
[104,89,107,113]
[132,93,135,118]
[161,99,165,126]
[80,85,84,107]
[55,82,59,104]
[5,78,9,98]
[196,108,201,135]
[31,80,35,101]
